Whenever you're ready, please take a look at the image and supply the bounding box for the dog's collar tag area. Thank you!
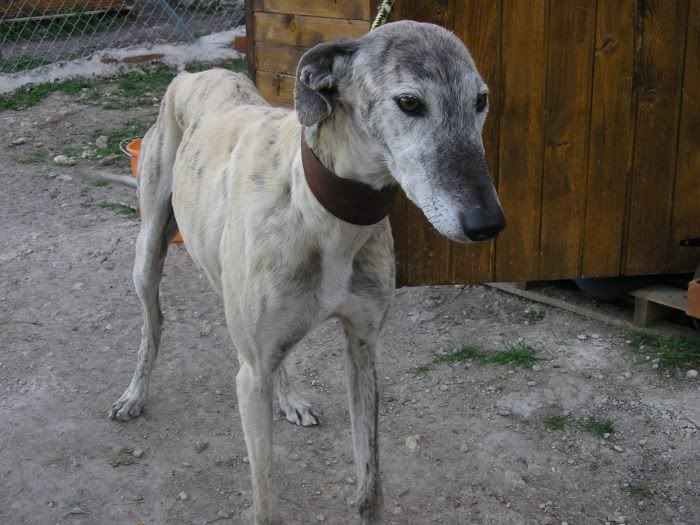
[301,134,398,226]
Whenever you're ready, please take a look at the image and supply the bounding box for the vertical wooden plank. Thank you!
[581,0,637,277]
[539,0,597,279]
[495,0,548,282]
[449,0,502,284]
[668,0,700,273]
[623,0,689,275]
[246,0,263,80]
[391,0,455,286]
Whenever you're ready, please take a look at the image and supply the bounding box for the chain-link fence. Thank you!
[0,0,244,77]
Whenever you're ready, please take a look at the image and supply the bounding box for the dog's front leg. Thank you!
[342,321,383,524]
[237,360,275,524]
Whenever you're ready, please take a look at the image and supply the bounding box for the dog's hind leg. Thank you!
[109,123,179,421]
[109,197,177,421]
[275,364,319,427]
[343,319,384,524]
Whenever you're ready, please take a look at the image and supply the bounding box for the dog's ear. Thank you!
[294,39,360,127]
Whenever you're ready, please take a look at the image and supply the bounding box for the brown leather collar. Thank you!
[301,134,398,226]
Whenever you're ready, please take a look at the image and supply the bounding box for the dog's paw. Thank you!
[108,389,146,421]
[279,395,319,427]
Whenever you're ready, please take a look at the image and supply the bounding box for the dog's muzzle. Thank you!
[460,207,506,242]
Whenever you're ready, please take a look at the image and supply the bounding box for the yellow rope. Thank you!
[371,0,395,30]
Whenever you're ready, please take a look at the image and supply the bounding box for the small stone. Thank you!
[194,441,209,453]
[132,448,143,458]
[316,515,325,522]
[95,135,109,149]
[613,445,623,452]
[182,461,191,467]
[623,372,632,379]
[214,389,222,395]
[346,477,355,485]
[651,363,659,369]
[47,172,58,178]
[53,154,75,166]
[217,510,229,519]
[527,381,536,386]
[404,434,421,450]
[577,334,588,340]
[242,456,249,463]
[315,490,321,495]
[56,174,73,182]
[603,432,611,439]
[178,491,187,500]
[440,384,448,391]
[614,516,626,524]
[133,495,144,502]
[686,369,698,379]
[48,501,55,508]
[459,444,469,453]
[11,136,27,145]
[531,365,542,372]
[99,154,121,166]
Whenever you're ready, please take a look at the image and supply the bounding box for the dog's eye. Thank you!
[396,95,423,115]
[475,92,488,113]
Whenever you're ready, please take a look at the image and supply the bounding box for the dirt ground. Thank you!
[1,88,698,525]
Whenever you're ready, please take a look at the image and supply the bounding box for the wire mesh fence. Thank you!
[0,0,244,77]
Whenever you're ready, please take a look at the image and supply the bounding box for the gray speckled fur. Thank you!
[107,21,501,524]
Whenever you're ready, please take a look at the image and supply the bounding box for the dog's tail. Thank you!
[80,168,138,188]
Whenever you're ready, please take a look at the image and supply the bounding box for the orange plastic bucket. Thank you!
[123,138,183,244]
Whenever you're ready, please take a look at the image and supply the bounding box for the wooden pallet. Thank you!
[629,284,689,326]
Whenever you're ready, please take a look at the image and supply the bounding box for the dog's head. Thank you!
[294,21,505,243]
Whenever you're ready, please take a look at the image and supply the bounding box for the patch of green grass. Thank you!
[1,58,249,112]
[627,330,700,372]
[0,77,99,110]
[582,417,616,437]
[13,147,48,164]
[545,414,569,431]
[489,341,541,366]
[415,341,541,375]
[433,344,483,365]
[62,145,83,158]
[1,56,49,73]
[97,201,138,218]
[624,483,656,500]
[93,180,109,187]
[102,65,177,109]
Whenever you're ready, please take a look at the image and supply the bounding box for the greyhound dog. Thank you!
[108,20,505,523]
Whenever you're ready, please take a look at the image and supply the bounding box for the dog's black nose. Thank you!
[461,208,506,242]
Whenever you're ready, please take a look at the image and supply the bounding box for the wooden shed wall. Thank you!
[248,0,700,286]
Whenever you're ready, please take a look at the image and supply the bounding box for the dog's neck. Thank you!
[303,113,394,191]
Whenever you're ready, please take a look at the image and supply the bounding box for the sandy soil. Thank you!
[1,91,698,525]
